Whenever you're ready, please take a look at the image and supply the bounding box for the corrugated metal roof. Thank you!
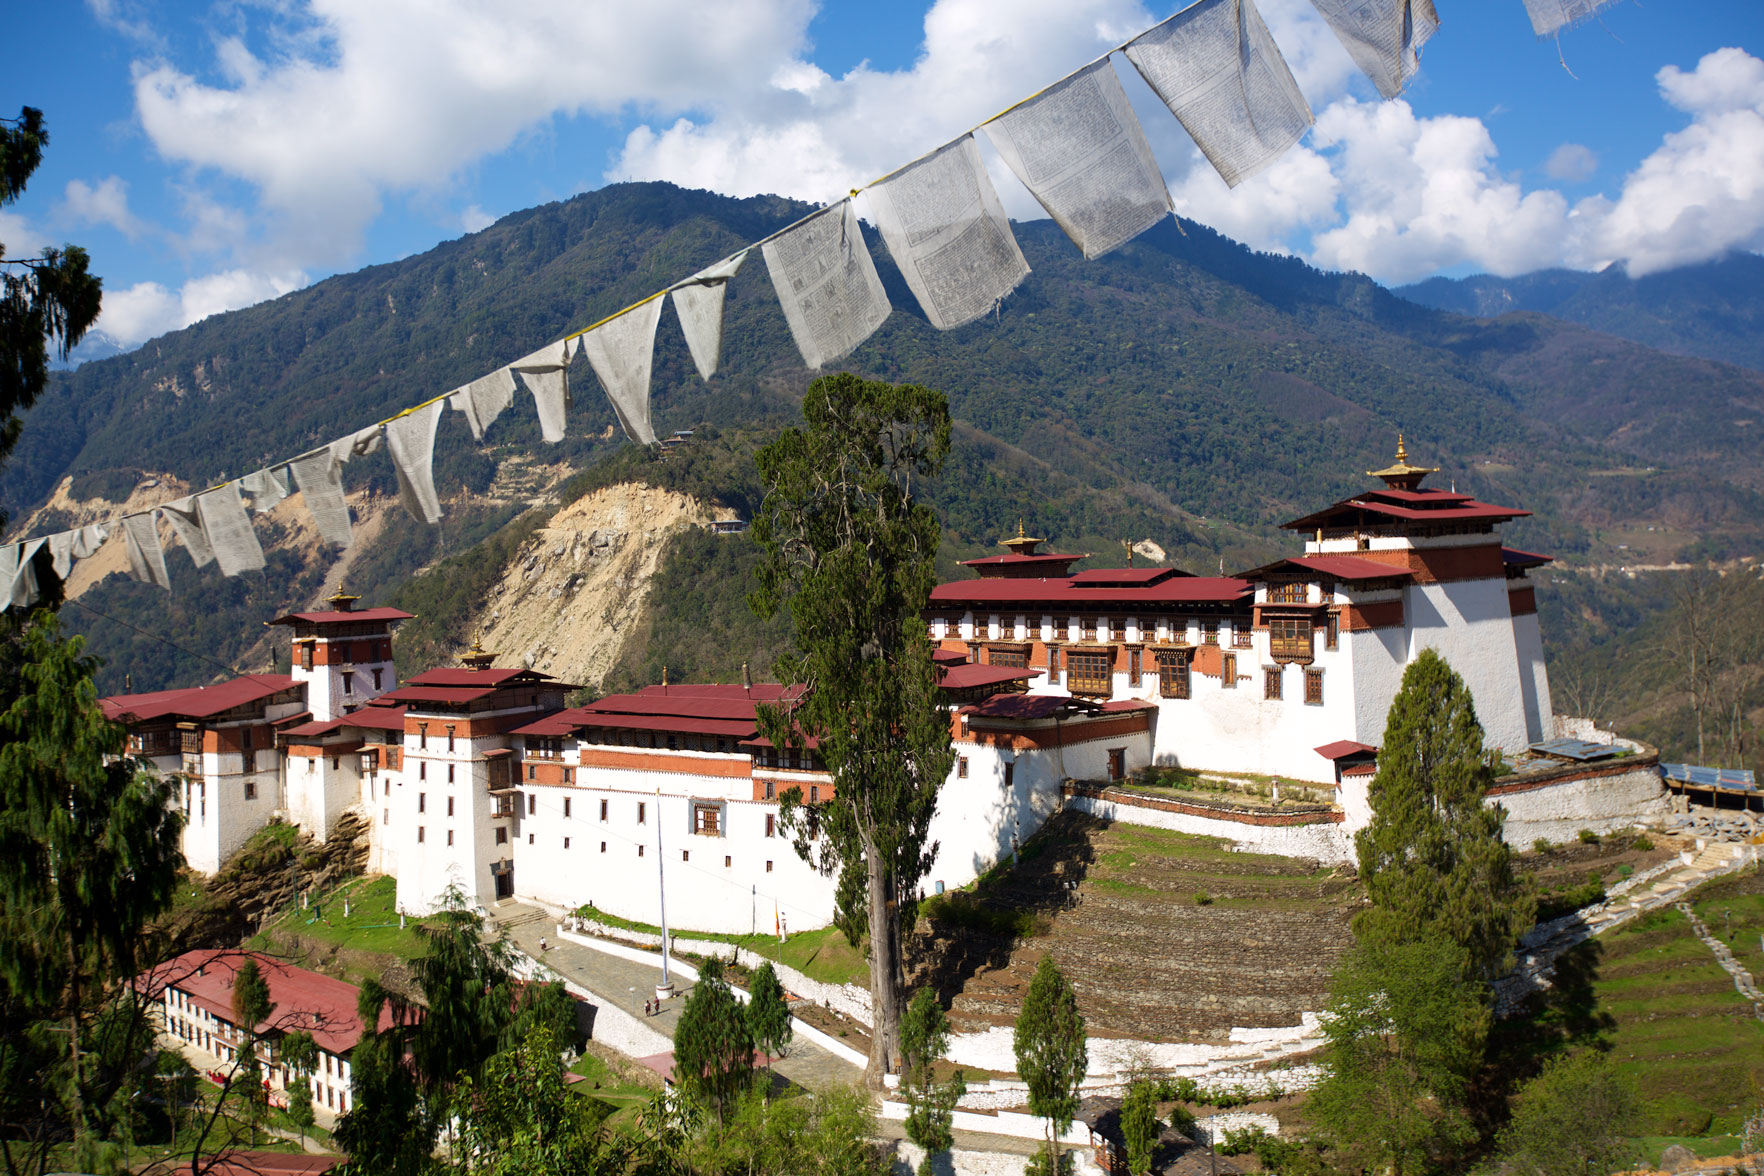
[1238,555,1413,583]
[1529,738,1618,762]
[406,667,554,687]
[1661,762,1757,788]
[268,607,414,627]
[929,576,1251,607]
[938,664,1038,691]
[101,675,301,723]
[1315,740,1379,760]
[137,949,397,1056]
[1069,567,1182,586]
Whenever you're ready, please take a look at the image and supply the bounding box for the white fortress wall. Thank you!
[1404,576,1531,753]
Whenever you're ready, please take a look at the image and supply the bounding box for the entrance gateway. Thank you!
[491,859,514,900]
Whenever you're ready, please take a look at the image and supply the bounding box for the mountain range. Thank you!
[9,181,1764,717]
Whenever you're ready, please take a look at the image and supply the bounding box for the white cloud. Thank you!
[0,210,48,259]
[1543,143,1598,183]
[95,268,307,348]
[131,0,818,269]
[64,176,147,239]
[461,205,495,233]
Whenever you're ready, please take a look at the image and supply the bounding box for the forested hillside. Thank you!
[1398,252,1764,373]
[11,181,1764,729]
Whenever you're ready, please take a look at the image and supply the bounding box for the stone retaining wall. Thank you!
[1490,755,1669,846]
[1062,785,1353,863]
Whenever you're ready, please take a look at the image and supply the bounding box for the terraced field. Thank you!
[909,812,1361,1042]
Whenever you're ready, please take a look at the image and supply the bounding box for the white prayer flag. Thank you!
[196,482,267,576]
[1125,0,1314,188]
[49,530,77,579]
[122,513,172,591]
[160,496,216,568]
[983,60,1172,260]
[384,400,445,525]
[240,467,292,513]
[1310,0,1438,99]
[670,251,748,381]
[866,136,1030,331]
[1,539,47,609]
[579,299,667,447]
[512,341,574,444]
[290,446,354,549]
[1521,0,1618,37]
[72,523,110,559]
[340,424,384,460]
[448,368,519,442]
[762,201,892,370]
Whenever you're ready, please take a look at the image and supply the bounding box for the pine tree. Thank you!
[333,979,431,1176]
[745,961,792,1074]
[1355,648,1533,980]
[230,959,275,1144]
[279,1031,318,1148]
[1495,1050,1638,1176]
[1120,1079,1160,1176]
[900,988,965,1176]
[672,957,753,1121]
[1014,956,1087,1171]
[750,373,957,1082]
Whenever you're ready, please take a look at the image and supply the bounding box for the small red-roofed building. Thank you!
[268,591,413,723]
[139,949,399,1125]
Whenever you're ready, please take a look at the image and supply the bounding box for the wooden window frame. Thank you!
[988,644,1029,669]
[1127,647,1143,688]
[1066,649,1113,697]
[1156,650,1191,699]
[1264,667,1283,701]
[693,803,722,836]
[1305,668,1325,706]
[1325,610,1340,650]
[1268,616,1315,664]
[1268,580,1308,605]
[1222,652,1238,688]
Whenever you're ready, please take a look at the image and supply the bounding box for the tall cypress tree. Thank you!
[750,373,956,1082]
[1354,648,1532,981]
[1014,956,1087,1173]
[671,957,753,1120]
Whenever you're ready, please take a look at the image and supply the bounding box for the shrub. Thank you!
[1165,1102,1197,1138]
[1193,891,1212,906]
[1535,879,1607,921]
[1533,838,1553,854]
[1155,1076,1200,1104]
[1578,829,1601,845]
[1218,1125,1274,1156]
[1631,833,1654,851]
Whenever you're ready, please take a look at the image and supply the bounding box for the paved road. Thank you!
[493,904,861,1092]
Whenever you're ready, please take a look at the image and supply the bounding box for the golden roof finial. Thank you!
[1395,433,1409,463]
[1367,432,1438,489]
[1016,517,1026,540]
[461,640,496,668]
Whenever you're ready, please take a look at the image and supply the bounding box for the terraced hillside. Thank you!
[910,813,1360,1043]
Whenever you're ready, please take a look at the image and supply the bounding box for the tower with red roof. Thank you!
[268,592,413,723]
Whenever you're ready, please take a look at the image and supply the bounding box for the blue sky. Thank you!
[6,0,1762,352]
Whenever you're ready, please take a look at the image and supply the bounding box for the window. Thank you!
[446,830,453,846]
[446,726,455,753]
[1046,644,1061,684]
[564,768,574,785]
[765,814,776,838]
[528,793,537,816]
[1157,650,1190,699]
[1222,653,1237,687]
[418,792,426,814]
[1325,611,1340,650]
[1128,647,1143,687]
[1108,748,1125,781]
[1305,668,1325,705]
[600,799,608,821]
[341,671,354,696]
[694,804,722,835]
[299,643,314,671]
[1268,580,1307,604]
[372,668,383,691]
[600,842,606,853]
[244,779,257,800]
[1202,619,1218,645]
[1264,667,1283,700]
[1081,617,1096,642]
[383,808,389,825]
[496,827,507,844]
[988,645,1028,669]
[724,855,732,868]
[563,797,572,818]
[418,723,428,749]
[419,762,427,782]
[763,780,775,800]
[528,833,534,844]
[638,845,644,857]
[1067,649,1112,696]
[809,785,820,803]
[446,796,454,816]
[447,764,455,784]
[766,860,773,873]
[638,802,646,824]
[1269,616,1314,663]
[417,826,425,843]
[526,764,535,781]
[1232,618,1253,649]
[957,757,969,779]
[682,850,689,862]
[564,837,570,849]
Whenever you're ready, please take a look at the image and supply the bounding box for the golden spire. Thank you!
[461,641,495,668]
[1367,433,1439,490]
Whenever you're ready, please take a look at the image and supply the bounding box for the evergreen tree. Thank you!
[1495,1050,1638,1176]
[409,886,518,1110]
[1306,935,1488,1176]
[900,988,965,1176]
[334,979,432,1176]
[452,1026,630,1176]
[1356,649,1532,980]
[229,959,275,1144]
[750,372,956,1081]
[1,107,102,492]
[1014,956,1087,1171]
[1120,1079,1160,1176]
[0,610,182,1168]
[745,961,792,1074]
[672,957,753,1121]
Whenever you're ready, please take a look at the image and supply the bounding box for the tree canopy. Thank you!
[1014,956,1088,1169]
[751,372,957,1080]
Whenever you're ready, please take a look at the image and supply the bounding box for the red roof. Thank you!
[1502,546,1554,569]
[139,950,396,1056]
[1069,568,1184,586]
[406,666,554,687]
[1283,487,1527,531]
[100,675,301,723]
[167,1152,343,1176]
[929,575,1250,607]
[380,685,500,705]
[960,551,1083,567]
[268,607,414,627]
[939,664,1038,691]
[518,710,761,739]
[1238,555,1414,583]
[964,694,1102,720]
[1099,698,1157,713]
[281,705,408,739]
[1315,740,1379,760]
[932,649,968,666]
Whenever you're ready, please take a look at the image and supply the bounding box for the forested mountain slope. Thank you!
[1398,252,1764,373]
[11,181,1763,693]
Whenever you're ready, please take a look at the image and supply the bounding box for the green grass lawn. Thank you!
[567,1051,656,1114]
[250,875,436,960]
[574,903,867,986]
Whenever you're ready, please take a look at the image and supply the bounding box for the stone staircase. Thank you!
[1497,837,1758,1012]
[1675,900,1764,1021]
[916,813,1358,1043]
